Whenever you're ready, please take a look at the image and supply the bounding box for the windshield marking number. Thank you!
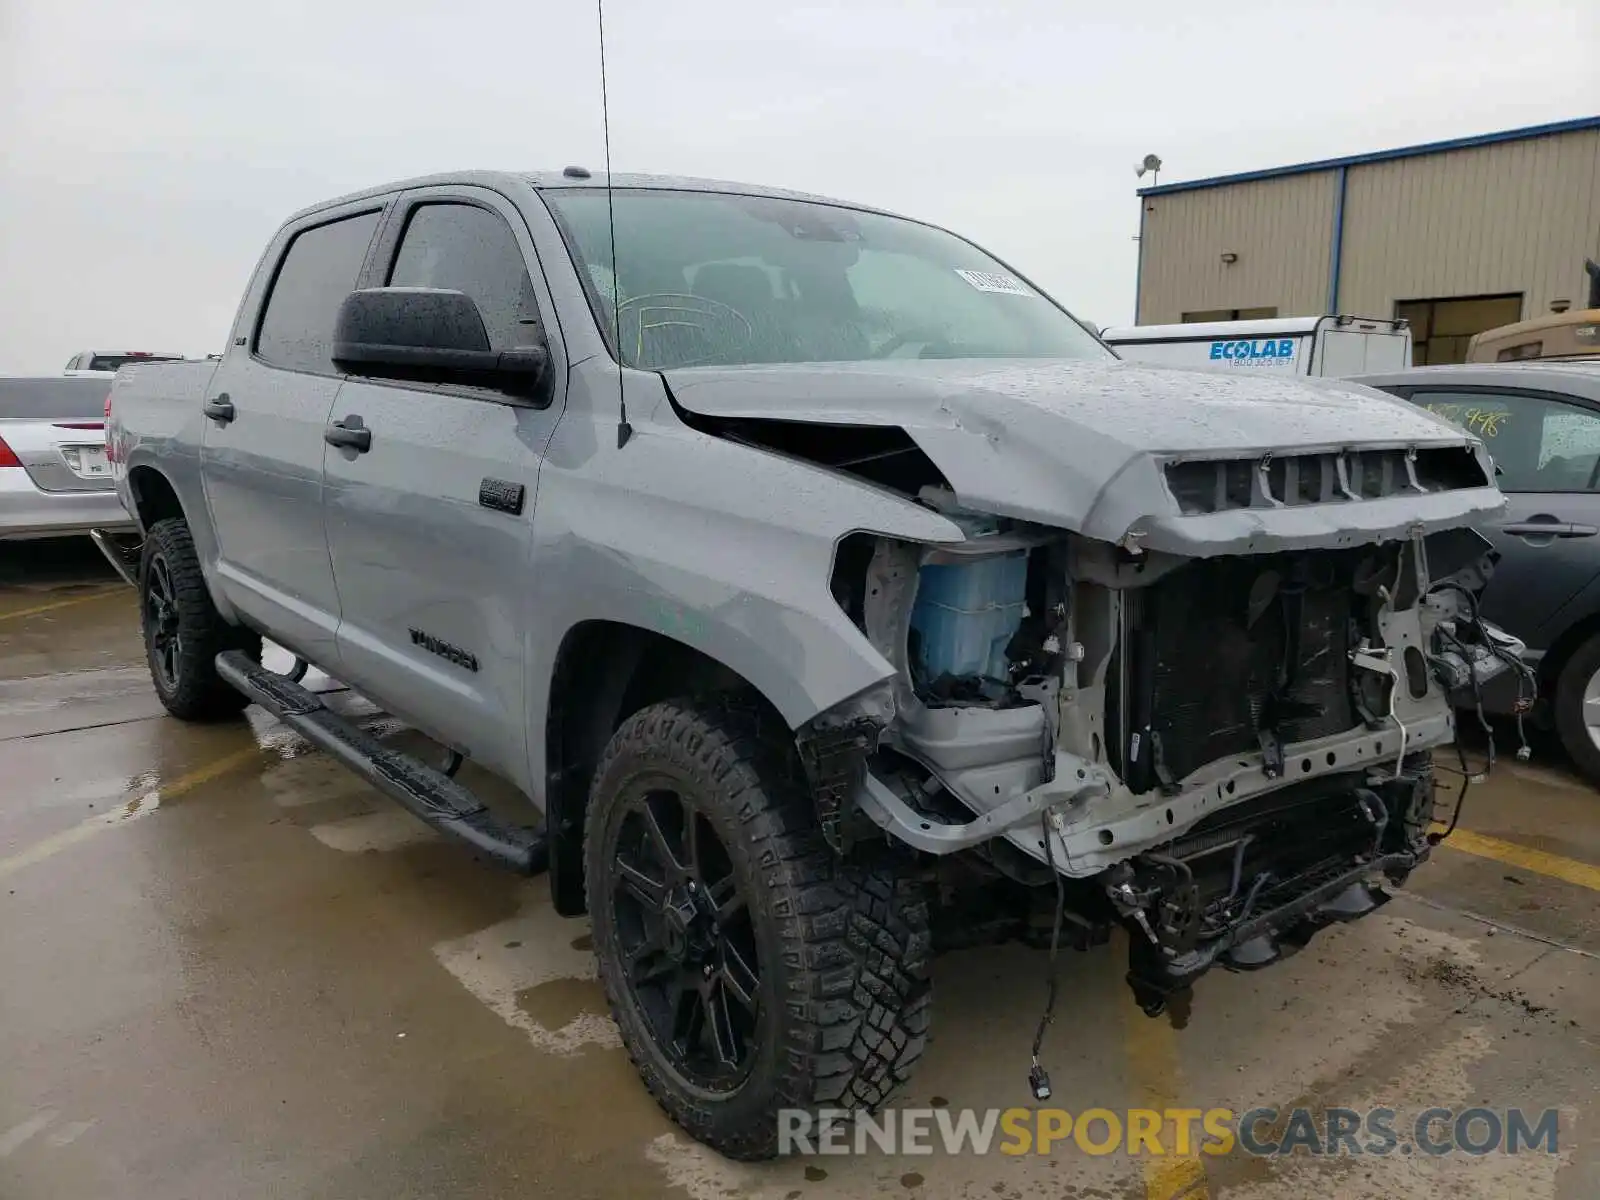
[955,269,1033,297]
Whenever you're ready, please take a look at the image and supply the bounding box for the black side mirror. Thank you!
[331,287,549,399]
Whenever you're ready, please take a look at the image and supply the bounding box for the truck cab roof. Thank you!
[286,169,908,227]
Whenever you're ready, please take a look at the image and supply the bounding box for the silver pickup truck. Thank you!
[108,169,1527,1159]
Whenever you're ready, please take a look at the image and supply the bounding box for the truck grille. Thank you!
[1164,446,1488,516]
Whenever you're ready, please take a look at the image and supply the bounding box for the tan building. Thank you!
[1134,117,1600,364]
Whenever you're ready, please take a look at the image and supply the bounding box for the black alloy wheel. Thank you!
[585,698,933,1161]
[137,517,259,720]
[143,549,183,692]
[608,785,761,1090]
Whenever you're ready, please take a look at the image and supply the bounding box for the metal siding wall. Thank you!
[1337,129,1600,320]
[1136,171,1336,323]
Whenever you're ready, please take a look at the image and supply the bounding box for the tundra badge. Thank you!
[409,628,480,673]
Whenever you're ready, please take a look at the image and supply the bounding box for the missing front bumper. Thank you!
[853,711,1453,872]
[1111,762,1435,1016]
[1122,849,1420,1017]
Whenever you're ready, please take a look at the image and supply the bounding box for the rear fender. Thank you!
[122,453,240,625]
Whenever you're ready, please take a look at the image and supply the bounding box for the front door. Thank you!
[201,205,387,662]
[1405,385,1600,647]
[321,188,568,784]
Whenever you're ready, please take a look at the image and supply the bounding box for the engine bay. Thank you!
[818,497,1530,1009]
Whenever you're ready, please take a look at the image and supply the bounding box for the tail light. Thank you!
[0,434,21,468]
[105,391,113,420]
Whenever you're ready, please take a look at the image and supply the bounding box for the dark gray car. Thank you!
[1355,361,1600,781]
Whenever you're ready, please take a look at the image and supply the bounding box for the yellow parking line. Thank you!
[0,586,127,623]
[1119,929,1211,1200]
[1437,827,1600,893]
[0,742,262,881]
[1106,824,1596,1200]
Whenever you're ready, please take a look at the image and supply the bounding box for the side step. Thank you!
[215,650,547,874]
[89,528,141,588]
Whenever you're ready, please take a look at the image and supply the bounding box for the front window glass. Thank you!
[387,204,542,351]
[1413,389,1600,491]
[542,188,1108,370]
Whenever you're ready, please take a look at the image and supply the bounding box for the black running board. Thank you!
[89,528,141,588]
[215,650,547,874]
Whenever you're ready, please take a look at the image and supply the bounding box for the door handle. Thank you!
[203,394,235,424]
[1501,521,1598,539]
[324,419,371,453]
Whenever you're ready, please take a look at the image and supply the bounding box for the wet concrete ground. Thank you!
[2,539,1597,1200]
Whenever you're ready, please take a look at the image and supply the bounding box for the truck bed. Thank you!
[108,361,218,461]
[107,359,220,532]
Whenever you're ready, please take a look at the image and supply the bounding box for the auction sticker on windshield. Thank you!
[956,269,1033,296]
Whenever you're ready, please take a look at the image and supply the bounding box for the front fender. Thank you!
[525,365,965,785]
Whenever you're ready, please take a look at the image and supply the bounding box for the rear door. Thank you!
[321,186,568,782]
[1313,327,1411,377]
[201,203,388,663]
[1398,384,1600,648]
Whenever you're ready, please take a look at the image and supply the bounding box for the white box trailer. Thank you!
[1100,315,1412,378]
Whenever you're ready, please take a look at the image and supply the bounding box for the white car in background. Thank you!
[1,376,136,548]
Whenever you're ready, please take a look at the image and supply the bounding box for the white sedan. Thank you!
[1,376,137,543]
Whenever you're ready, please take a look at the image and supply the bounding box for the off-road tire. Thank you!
[585,697,932,1161]
[1553,632,1600,785]
[140,517,260,721]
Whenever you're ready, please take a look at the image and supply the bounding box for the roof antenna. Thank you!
[597,0,631,448]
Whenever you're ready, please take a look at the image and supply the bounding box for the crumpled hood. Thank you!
[664,358,1507,555]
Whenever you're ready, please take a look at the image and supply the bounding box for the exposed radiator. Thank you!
[1139,556,1356,785]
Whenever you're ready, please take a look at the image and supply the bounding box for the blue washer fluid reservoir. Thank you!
[909,551,1030,683]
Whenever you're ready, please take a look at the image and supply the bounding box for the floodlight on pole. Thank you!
[1136,153,1163,190]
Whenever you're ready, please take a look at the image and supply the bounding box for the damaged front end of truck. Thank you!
[675,362,1531,1019]
[826,509,1523,1018]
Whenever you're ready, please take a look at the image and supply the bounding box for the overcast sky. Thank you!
[0,0,1595,373]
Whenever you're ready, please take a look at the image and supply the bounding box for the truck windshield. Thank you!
[542,188,1109,370]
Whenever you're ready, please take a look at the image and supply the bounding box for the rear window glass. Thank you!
[256,210,383,375]
[87,354,181,372]
[0,378,111,420]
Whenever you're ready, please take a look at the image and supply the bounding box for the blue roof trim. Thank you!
[1137,115,1600,197]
